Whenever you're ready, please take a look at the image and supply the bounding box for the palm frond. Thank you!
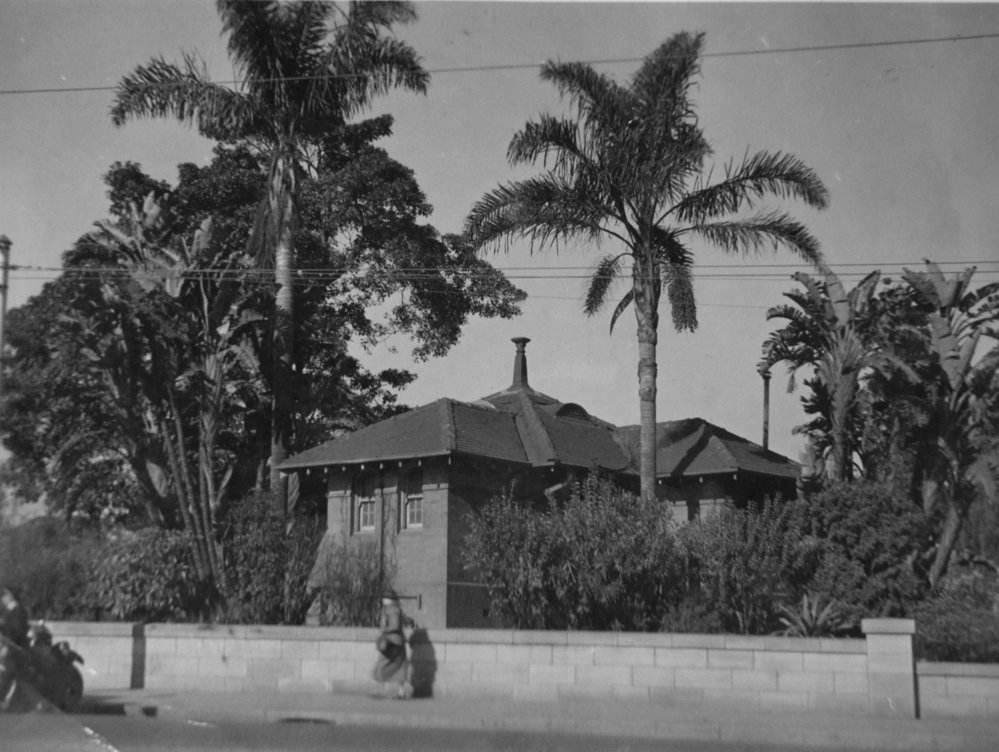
[685,210,823,263]
[539,60,631,136]
[673,151,829,224]
[464,176,613,253]
[111,54,257,141]
[217,0,296,90]
[609,290,635,334]
[318,34,428,121]
[663,262,697,333]
[584,254,626,316]
[631,32,704,110]
[508,115,584,172]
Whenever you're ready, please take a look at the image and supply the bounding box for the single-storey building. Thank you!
[282,338,798,629]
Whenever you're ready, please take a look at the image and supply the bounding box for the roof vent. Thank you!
[511,337,531,390]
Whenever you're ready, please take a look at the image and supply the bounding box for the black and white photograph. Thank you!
[1,2,997,750]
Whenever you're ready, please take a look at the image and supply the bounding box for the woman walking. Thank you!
[372,590,410,699]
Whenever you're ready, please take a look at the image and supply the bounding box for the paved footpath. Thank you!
[78,687,999,751]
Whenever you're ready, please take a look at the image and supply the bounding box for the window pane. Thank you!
[406,496,423,528]
[358,500,375,530]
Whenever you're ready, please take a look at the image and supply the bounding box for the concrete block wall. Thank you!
[46,621,141,690]
[141,624,377,694]
[44,618,997,719]
[917,662,999,717]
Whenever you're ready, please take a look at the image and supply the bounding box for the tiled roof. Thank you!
[614,418,800,479]
[282,385,630,472]
[281,339,796,481]
[281,398,528,470]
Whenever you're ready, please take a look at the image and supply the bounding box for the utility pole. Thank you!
[759,364,771,451]
[0,235,10,405]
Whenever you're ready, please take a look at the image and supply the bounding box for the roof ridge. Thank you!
[702,423,739,471]
[516,390,558,465]
[439,398,457,452]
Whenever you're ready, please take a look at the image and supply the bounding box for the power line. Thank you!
[8,266,999,285]
[1,31,997,97]
[10,259,998,275]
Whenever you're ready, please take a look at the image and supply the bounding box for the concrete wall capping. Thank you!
[762,636,824,652]
[861,618,916,635]
[917,661,999,678]
[669,633,727,649]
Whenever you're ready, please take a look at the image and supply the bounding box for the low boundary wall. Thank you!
[42,618,995,718]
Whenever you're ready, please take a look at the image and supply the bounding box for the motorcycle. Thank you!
[0,621,84,712]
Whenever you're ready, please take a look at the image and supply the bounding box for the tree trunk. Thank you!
[269,148,296,518]
[633,270,659,501]
[929,501,964,588]
[157,414,210,581]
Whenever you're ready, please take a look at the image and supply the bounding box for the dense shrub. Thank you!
[0,516,102,619]
[682,500,814,635]
[914,567,999,663]
[795,480,929,622]
[660,596,723,634]
[311,537,393,627]
[218,491,323,625]
[86,527,208,622]
[464,474,689,631]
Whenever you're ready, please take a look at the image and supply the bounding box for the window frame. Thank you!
[400,469,424,531]
[353,474,379,534]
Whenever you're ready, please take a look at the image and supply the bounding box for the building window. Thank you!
[401,469,424,530]
[354,475,378,533]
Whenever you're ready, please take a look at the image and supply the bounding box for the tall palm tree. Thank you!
[111,1,429,514]
[465,33,828,499]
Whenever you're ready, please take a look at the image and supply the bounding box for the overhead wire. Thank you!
[1,30,997,97]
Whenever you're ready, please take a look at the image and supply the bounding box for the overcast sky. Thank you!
[2,1,998,460]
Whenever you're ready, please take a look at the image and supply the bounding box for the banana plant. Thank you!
[760,266,904,482]
[79,193,265,587]
[902,261,999,587]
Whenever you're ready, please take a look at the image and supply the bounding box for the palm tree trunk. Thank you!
[633,272,659,501]
[270,148,296,517]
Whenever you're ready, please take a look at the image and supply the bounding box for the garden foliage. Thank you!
[217,491,323,625]
[87,528,208,622]
[464,474,688,630]
[682,500,814,635]
[312,537,394,627]
[0,517,101,620]
[795,480,930,621]
[914,568,999,663]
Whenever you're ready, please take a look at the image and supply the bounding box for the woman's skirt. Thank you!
[372,641,408,684]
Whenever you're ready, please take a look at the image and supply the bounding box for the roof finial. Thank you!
[511,337,531,389]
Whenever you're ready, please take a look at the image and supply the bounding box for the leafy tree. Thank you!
[111,0,430,514]
[465,32,828,500]
[0,277,150,522]
[464,474,688,631]
[64,193,262,584]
